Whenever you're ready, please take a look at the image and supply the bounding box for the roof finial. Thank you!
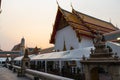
[56,0,59,6]
[109,18,111,23]
[116,24,118,27]
[71,3,74,10]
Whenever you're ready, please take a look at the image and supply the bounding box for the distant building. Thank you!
[11,37,25,56]
[28,46,41,55]
[0,51,20,57]
[0,38,25,64]
[0,51,20,65]
[11,43,21,51]
[11,38,41,55]
[40,47,54,54]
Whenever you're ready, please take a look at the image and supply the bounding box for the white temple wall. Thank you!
[55,26,94,51]
[79,36,94,48]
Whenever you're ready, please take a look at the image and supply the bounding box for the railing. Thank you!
[7,64,74,80]
[26,69,74,80]
[13,65,21,69]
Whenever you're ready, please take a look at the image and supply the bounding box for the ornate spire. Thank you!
[56,0,60,7]
[21,37,25,47]
[56,0,62,10]
[71,3,74,10]
[109,18,111,23]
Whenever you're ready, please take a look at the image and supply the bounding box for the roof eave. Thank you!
[50,7,63,44]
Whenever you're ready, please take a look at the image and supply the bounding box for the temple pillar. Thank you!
[18,49,30,77]
[59,60,62,74]
[45,60,47,72]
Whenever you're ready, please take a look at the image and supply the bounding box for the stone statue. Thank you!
[82,55,86,60]
[93,31,104,44]
[90,48,94,54]
[114,52,119,59]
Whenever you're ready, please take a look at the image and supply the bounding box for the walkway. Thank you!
[0,66,32,80]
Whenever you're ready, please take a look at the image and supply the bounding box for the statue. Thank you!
[93,31,104,44]
[114,53,119,59]
[82,55,86,60]
[90,48,94,54]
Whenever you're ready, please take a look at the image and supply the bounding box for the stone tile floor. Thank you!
[0,66,32,80]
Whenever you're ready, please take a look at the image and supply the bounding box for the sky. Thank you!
[0,0,120,51]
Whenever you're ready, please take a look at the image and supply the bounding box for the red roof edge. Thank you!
[50,7,63,44]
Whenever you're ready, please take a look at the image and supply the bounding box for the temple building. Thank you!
[50,6,118,51]
[12,38,41,55]
[40,47,54,54]
[12,37,25,56]
[48,5,120,79]
[14,4,120,80]
[0,38,26,65]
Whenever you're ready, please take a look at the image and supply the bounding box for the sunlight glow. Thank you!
[117,37,120,40]
[0,0,120,50]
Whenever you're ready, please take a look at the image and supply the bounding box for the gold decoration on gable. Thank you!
[57,16,69,30]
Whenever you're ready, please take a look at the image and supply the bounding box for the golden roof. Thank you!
[72,9,118,33]
[50,6,118,44]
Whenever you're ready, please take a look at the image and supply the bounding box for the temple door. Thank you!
[90,67,99,80]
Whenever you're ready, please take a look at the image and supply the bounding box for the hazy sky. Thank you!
[0,0,120,51]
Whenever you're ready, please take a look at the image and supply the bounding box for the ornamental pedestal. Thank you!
[18,49,30,77]
[81,32,120,80]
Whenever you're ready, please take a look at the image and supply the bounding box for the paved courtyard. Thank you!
[0,66,32,80]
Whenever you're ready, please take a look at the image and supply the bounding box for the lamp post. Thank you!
[5,54,10,67]
[6,54,10,62]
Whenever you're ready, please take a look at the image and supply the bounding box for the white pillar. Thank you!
[35,61,37,69]
[45,60,47,72]
[59,60,62,74]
